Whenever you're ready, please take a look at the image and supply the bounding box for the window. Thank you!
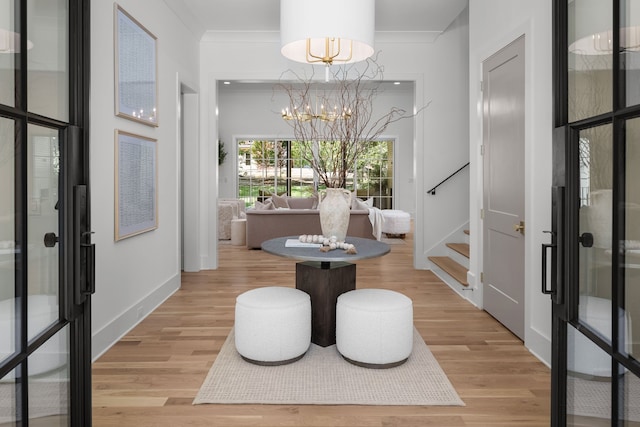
[237,138,394,208]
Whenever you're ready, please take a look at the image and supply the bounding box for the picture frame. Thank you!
[114,4,158,126]
[115,130,158,241]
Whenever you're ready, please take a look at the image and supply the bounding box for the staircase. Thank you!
[428,230,470,292]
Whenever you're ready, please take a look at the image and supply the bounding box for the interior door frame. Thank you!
[0,0,92,425]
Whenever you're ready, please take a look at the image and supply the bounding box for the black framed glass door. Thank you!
[548,0,640,425]
[0,0,92,426]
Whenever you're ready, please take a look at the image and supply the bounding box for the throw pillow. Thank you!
[271,193,290,209]
[254,200,274,210]
[352,197,370,211]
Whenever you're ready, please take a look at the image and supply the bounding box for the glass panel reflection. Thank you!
[622,0,640,107]
[625,118,640,360]
[27,125,59,341]
[567,324,611,426]
[28,325,69,426]
[568,0,613,122]
[622,371,640,425]
[0,118,16,364]
[0,367,19,426]
[0,0,16,107]
[578,125,613,346]
[27,0,68,121]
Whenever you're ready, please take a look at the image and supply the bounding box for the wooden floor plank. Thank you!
[92,230,550,426]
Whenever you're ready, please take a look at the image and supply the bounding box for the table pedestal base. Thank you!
[295,261,356,347]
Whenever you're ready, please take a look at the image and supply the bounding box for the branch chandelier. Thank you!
[281,103,352,122]
[569,26,640,54]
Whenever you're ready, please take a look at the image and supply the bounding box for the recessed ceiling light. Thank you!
[393,82,401,85]
[223,81,231,85]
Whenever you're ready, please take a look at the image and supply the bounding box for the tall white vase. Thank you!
[319,188,351,241]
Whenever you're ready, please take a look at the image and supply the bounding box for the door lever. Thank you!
[513,221,525,234]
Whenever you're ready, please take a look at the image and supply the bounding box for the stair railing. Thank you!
[426,162,470,195]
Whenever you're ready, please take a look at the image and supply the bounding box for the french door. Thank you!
[0,0,93,426]
[547,0,640,425]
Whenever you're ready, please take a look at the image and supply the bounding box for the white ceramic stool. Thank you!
[381,210,411,237]
[231,218,246,246]
[336,288,413,368]
[235,286,311,365]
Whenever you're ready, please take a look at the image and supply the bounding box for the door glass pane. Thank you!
[578,124,613,342]
[0,0,17,107]
[28,325,69,426]
[622,0,640,107]
[27,0,68,121]
[0,118,16,364]
[625,118,640,360]
[27,124,59,340]
[567,324,612,426]
[0,367,19,425]
[568,0,613,122]
[622,370,640,425]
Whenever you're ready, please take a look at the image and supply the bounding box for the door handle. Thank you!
[513,221,525,234]
[541,242,555,295]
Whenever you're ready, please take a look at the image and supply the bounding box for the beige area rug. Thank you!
[193,328,464,406]
[567,373,640,421]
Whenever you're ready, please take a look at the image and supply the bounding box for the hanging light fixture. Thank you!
[280,0,375,67]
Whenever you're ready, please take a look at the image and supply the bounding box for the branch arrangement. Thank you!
[277,56,420,188]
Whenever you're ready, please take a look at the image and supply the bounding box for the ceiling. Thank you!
[173,0,467,39]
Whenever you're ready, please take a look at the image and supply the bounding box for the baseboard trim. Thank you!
[91,273,181,361]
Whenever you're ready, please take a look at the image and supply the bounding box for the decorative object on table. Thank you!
[114,130,157,241]
[114,4,158,127]
[318,188,352,242]
[296,235,356,253]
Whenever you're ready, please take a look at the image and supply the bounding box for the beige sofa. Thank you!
[245,196,374,249]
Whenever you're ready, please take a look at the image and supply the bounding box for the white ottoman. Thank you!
[231,218,246,246]
[336,289,413,368]
[235,287,311,365]
[381,210,411,237]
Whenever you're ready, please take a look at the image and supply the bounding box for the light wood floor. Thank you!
[92,232,551,426]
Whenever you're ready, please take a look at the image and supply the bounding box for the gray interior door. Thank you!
[482,36,526,340]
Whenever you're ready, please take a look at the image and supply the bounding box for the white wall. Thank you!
[90,0,200,359]
[468,1,553,364]
[217,82,415,215]
[199,8,470,270]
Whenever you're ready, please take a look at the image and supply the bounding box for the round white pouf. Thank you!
[336,289,413,368]
[235,287,311,365]
[381,210,411,236]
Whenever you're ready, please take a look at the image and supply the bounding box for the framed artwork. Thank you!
[114,4,158,126]
[115,130,158,241]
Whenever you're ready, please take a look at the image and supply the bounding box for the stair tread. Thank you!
[446,243,470,258]
[428,256,469,286]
